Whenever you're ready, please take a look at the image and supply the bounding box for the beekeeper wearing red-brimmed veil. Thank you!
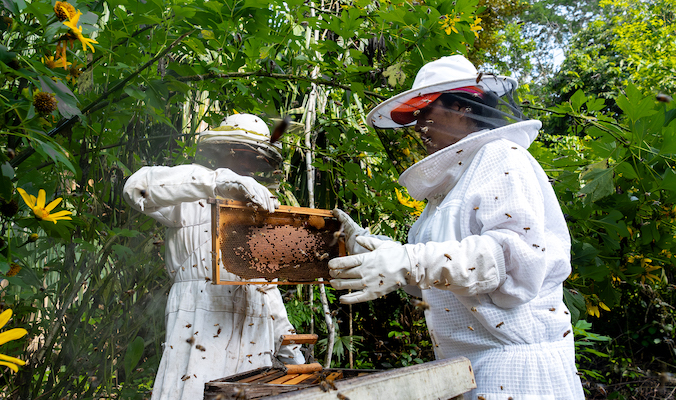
[329,56,585,400]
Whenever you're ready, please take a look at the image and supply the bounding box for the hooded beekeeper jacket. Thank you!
[123,164,303,400]
[399,120,585,400]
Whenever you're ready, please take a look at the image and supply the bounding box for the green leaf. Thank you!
[1,0,26,14]
[616,83,657,122]
[33,139,76,174]
[38,77,81,118]
[123,336,145,379]
[579,162,614,202]
[614,161,637,179]
[569,90,587,112]
[563,288,586,324]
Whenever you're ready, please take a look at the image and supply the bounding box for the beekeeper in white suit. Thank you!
[123,114,303,400]
[329,56,585,399]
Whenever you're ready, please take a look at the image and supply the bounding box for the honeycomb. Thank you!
[212,200,344,283]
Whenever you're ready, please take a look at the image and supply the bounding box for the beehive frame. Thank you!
[210,199,344,285]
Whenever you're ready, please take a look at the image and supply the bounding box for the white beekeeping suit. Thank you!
[329,56,585,400]
[123,114,303,400]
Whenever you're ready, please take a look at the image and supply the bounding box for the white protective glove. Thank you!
[329,234,506,305]
[332,208,391,255]
[216,169,278,213]
[329,236,413,304]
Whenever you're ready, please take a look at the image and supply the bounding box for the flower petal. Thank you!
[45,197,63,212]
[0,353,26,366]
[0,309,11,330]
[0,328,28,346]
[37,189,46,209]
[16,189,35,209]
[0,361,19,373]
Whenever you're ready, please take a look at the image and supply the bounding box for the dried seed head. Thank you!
[33,92,57,114]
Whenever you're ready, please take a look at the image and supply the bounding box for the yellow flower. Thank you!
[62,10,98,52]
[439,14,461,35]
[0,309,27,373]
[42,55,58,69]
[470,17,483,38]
[586,303,600,318]
[54,1,76,21]
[395,188,426,216]
[67,63,83,84]
[43,53,71,70]
[17,188,72,224]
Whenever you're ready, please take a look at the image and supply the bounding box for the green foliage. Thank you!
[1,0,485,395]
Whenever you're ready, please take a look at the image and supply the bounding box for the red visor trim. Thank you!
[389,86,486,125]
[390,93,442,125]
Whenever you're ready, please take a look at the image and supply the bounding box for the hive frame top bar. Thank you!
[207,198,334,217]
[209,198,340,285]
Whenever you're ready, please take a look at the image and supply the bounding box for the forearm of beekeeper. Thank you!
[329,165,552,308]
[122,164,278,215]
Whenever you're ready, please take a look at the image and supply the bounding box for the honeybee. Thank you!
[496,322,504,328]
[196,345,206,352]
[337,394,350,400]
[505,213,512,218]
[549,308,556,312]
[444,254,452,261]
[412,299,430,310]
[185,324,192,328]
[468,326,474,331]
[181,374,190,381]
[563,330,571,337]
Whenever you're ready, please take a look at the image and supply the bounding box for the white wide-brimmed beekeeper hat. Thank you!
[196,113,283,187]
[198,113,282,151]
[366,55,520,129]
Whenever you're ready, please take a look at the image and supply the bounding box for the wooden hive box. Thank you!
[210,199,345,285]
[204,357,476,400]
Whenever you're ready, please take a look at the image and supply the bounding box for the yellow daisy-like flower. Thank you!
[62,9,98,52]
[54,1,76,21]
[586,303,600,318]
[439,14,461,35]
[17,188,72,224]
[395,188,426,216]
[0,309,28,373]
[470,17,483,38]
[43,53,71,70]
